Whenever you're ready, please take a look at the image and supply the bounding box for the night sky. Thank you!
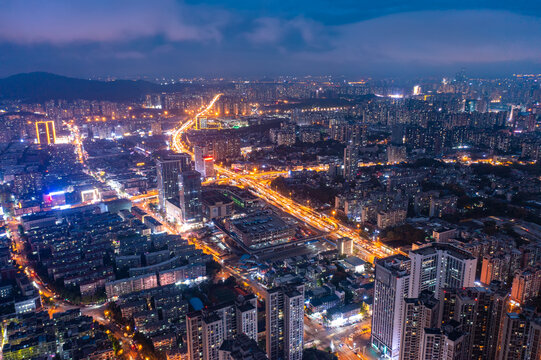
[1,0,540,78]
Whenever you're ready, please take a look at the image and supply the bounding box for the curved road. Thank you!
[171,94,395,263]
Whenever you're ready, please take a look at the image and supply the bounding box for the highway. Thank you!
[171,93,223,153]
[64,121,85,164]
[170,93,395,263]
[56,94,385,359]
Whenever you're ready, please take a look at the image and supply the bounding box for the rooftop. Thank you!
[229,211,291,235]
[410,243,475,260]
[375,254,410,277]
[202,189,233,206]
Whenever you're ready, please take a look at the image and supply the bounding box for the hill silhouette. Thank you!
[0,72,163,102]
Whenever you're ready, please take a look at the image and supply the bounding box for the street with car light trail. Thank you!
[171,93,396,264]
[9,94,386,360]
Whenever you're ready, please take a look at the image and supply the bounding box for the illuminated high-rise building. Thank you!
[510,266,541,305]
[387,145,407,164]
[480,253,511,286]
[179,170,202,223]
[400,290,439,360]
[371,254,411,360]
[265,284,304,360]
[438,285,509,360]
[35,120,56,144]
[498,311,541,360]
[203,156,215,178]
[186,297,258,360]
[194,145,215,178]
[156,153,192,209]
[419,324,465,360]
[409,243,476,299]
[343,145,357,181]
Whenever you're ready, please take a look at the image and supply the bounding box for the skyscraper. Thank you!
[480,253,511,286]
[265,284,304,360]
[202,313,224,360]
[400,290,439,360]
[498,312,539,360]
[187,297,258,360]
[156,152,192,209]
[343,145,357,181]
[526,319,541,360]
[408,243,476,299]
[372,245,484,360]
[371,254,411,360]
[510,266,541,305]
[420,323,465,360]
[439,286,509,360]
[187,312,205,360]
[390,125,405,145]
[179,170,202,223]
[203,156,215,178]
[194,144,216,178]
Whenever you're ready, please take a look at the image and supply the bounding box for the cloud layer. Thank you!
[0,0,539,77]
[0,0,223,44]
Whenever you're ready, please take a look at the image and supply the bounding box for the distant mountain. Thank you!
[0,72,164,102]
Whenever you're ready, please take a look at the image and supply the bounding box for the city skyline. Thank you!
[0,2,540,360]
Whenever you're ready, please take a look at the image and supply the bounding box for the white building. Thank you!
[371,255,411,360]
[408,243,476,299]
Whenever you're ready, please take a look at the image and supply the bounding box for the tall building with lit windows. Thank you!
[186,297,258,360]
[400,290,439,360]
[179,170,202,223]
[156,153,192,209]
[35,120,56,144]
[498,311,541,360]
[371,254,410,360]
[343,144,357,181]
[510,266,541,305]
[265,284,304,360]
[408,243,476,299]
[336,237,353,256]
[194,145,215,178]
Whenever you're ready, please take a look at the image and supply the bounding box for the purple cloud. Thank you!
[0,3,539,77]
[0,0,224,44]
